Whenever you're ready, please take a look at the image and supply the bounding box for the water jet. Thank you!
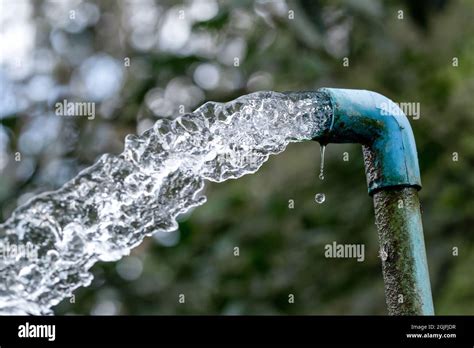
[0,88,433,315]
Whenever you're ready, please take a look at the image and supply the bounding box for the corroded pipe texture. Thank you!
[372,187,434,315]
[314,88,434,315]
[316,88,422,195]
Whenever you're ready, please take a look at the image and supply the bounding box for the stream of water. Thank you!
[0,91,332,315]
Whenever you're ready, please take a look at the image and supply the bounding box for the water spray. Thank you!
[0,89,433,315]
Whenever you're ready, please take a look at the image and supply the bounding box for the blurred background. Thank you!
[0,0,473,315]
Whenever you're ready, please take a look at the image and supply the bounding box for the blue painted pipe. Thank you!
[312,88,434,315]
[315,88,421,195]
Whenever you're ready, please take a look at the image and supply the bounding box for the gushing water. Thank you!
[0,91,332,315]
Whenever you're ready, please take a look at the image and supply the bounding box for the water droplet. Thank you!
[46,250,60,262]
[314,193,325,204]
[18,266,33,278]
[319,144,326,180]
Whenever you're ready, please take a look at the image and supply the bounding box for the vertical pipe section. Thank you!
[373,187,434,315]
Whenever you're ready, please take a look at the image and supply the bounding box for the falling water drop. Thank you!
[314,193,325,204]
[319,144,326,180]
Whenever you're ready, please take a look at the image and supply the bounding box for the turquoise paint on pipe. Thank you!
[405,198,435,315]
[316,88,421,195]
[312,88,434,315]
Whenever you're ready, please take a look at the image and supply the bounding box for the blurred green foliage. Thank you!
[1,0,473,314]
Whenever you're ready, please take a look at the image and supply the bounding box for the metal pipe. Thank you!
[312,88,434,315]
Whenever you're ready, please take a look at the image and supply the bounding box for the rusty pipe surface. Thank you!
[311,88,434,315]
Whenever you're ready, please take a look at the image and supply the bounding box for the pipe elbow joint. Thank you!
[314,88,421,195]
